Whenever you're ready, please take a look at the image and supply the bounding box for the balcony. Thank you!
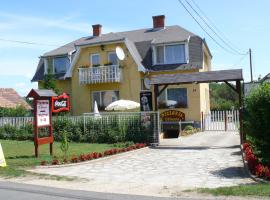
[78,65,122,84]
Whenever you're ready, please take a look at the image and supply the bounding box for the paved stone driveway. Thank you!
[31,131,253,196]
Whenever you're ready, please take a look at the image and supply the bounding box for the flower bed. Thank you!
[40,143,147,166]
[243,142,270,180]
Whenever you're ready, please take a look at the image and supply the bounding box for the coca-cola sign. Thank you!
[52,93,70,113]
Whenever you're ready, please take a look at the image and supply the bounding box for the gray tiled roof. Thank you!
[33,25,208,81]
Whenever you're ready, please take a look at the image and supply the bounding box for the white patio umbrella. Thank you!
[93,101,101,118]
[105,99,140,111]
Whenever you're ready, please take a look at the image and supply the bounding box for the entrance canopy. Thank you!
[150,69,245,144]
[150,69,243,85]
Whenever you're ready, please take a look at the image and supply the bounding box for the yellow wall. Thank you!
[70,43,142,115]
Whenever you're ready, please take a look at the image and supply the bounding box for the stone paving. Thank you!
[31,131,254,196]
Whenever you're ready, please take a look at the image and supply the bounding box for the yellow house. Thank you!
[32,15,212,130]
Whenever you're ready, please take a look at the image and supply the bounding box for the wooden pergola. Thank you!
[150,69,245,143]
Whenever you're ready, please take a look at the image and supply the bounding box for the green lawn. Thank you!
[0,140,113,178]
[197,183,270,197]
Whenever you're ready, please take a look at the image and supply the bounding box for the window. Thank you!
[91,54,100,66]
[92,91,119,111]
[53,57,70,74]
[108,52,118,65]
[158,88,188,109]
[155,44,186,65]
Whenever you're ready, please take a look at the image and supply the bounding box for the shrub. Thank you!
[255,164,265,177]
[60,130,69,160]
[71,155,78,163]
[245,83,270,164]
[40,160,47,166]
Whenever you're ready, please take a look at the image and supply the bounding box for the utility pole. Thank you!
[249,48,253,82]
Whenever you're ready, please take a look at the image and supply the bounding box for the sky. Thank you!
[0,0,269,96]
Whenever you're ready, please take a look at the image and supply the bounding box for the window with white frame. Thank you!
[53,56,70,74]
[158,88,188,109]
[90,54,100,66]
[154,44,186,65]
[92,90,119,111]
[108,52,118,65]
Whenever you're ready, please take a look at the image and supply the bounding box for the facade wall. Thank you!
[70,43,142,115]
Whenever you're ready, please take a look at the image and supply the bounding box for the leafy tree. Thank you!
[210,83,238,110]
[43,64,59,94]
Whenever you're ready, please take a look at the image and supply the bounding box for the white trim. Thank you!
[153,42,188,65]
[65,47,81,78]
[44,58,48,74]
[90,53,100,66]
[107,51,119,65]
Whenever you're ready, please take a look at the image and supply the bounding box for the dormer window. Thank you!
[154,43,188,65]
[53,56,70,74]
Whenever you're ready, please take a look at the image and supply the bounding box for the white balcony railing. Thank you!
[78,65,122,84]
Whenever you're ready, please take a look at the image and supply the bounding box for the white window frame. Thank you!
[107,52,119,65]
[152,42,189,65]
[90,53,100,66]
[92,90,120,110]
[52,56,69,74]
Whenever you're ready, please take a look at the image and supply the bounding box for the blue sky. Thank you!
[0,0,269,96]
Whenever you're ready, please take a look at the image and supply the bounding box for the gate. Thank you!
[203,110,239,131]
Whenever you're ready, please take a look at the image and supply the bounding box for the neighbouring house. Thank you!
[0,88,31,109]
[244,73,270,97]
[32,15,212,128]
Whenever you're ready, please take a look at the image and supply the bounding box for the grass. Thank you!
[196,183,270,197]
[0,139,114,178]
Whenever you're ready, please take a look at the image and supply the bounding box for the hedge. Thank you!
[0,115,155,144]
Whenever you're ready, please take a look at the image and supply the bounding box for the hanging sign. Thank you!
[52,93,70,113]
[140,91,153,111]
[37,100,50,127]
[0,143,7,167]
[160,110,185,122]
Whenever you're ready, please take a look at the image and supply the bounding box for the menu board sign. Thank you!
[37,100,50,127]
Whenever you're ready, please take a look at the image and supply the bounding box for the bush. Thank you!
[245,83,270,164]
[0,106,31,117]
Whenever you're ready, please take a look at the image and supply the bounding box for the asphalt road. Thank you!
[0,181,200,200]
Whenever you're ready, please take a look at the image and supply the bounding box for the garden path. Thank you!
[29,131,254,197]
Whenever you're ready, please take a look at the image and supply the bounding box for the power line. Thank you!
[184,0,247,55]
[0,38,71,47]
[177,0,247,55]
[189,0,243,53]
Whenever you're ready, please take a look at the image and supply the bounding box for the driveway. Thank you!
[29,131,253,197]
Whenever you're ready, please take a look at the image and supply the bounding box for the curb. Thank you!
[240,144,268,183]
[35,147,149,169]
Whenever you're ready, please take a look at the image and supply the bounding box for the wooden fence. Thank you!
[0,116,83,127]
[202,110,239,131]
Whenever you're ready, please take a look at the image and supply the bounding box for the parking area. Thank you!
[30,131,254,196]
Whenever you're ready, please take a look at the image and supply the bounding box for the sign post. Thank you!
[0,143,7,167]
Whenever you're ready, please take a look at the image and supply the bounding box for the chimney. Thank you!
[152,15,165,29]
[92,24,102,37]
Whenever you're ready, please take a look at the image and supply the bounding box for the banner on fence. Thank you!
[0,143,7,167]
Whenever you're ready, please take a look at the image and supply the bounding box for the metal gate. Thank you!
[203,110,239,131]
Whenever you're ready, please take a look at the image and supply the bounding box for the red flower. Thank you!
[40,160,47,166]
[71,155,78,163]
[243,143,250,151]
[98,153,103,158]
[79,154,87,161]
[264,166,270,180]
[255,164,265,177]
[51,159,60,165]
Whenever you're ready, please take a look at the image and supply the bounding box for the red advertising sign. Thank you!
[52,93,70,113]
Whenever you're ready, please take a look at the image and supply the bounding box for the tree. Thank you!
[43,65,59,94]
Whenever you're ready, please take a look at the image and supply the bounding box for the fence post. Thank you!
[225,111,227,132]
